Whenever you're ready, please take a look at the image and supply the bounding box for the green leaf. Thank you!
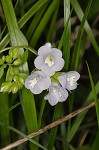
[90,131,99,150]
[21,50,28,65]
[30,0,59,47]
[6,66,13,81]
[68,0,93,143]
[69,81,99,141]
[70,0,99,55]
[21,87,38,150]
[47,103,62,150]
[0,93,10,147]
[0,0,48,49]
[0,67,4,79]
[71,0,93,70]
[46,6,59,42]
[63,0,71,71]
[26,2,48,41]
[86,62,99,127]
[0,122,48,150]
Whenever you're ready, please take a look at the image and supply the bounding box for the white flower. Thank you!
[25,71,51,94]
[58,71,80,91]
[44,83,68,106]
[34,43,64,76]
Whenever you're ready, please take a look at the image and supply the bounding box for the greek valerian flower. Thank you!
[34,43,64,76]
[44,83,68,106]
[58,71,80,91]
[25,71,51,94]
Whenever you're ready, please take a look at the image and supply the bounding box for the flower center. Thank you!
[52,87,62,97]
[67,76,76,86]
[29,76,41,88]
[44,54,54,67]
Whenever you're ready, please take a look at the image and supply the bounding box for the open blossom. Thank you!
[58,71,80,91]
[25,71,51,94]
[34,43,64,76]
[44,83,68,106]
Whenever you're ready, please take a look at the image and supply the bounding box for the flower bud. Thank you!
[19,77,24,85]
[2,55,6,61]
[6,55,12,63]
[1,82,12,92]
[12,48,20,59]
[13,75,19,82]
[11,83,18,94]
[9,49,13,58]
[13,59,22,66]
[14,68,19,75]
[9,66,14,76]
[0,59,4,65]
[17,82,23,89]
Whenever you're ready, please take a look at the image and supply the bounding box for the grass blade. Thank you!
[21,87,38,150]
[87,62,99,127]
[47,103,62,150]
[71,0,93,70]
[70,0,99,55]
[30,0,59,47]
[0,0,48,49]
[69,81,99,141]
[63,0,71,71]
[0,93,10,147]
[67,0,93,142]
[0,122,47,150]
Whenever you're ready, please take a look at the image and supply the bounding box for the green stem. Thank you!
[0,45,37,55]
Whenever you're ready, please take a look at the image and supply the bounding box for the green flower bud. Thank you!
[6,55,12,63]
[19,77,24,85]
[3,64,7,68]
[2,55,6,61]
[0,59,4,65]
[9,66,14,76]
[12,48,20,59]
[19,73,28,79]
[14,68,19,75]
[1,82,12,92]
[13,59,22,66]
[11,83,18,94]
[17,82,23,89]
[9,49,13,58]
[13,75,19,82]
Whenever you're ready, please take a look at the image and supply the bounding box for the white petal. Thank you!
[41,65,55,76]
[44,93,50,100]
[30,84,42,94]
[25,79,30,89]
[38,77,51,90]
[51,48,62,58]
[59,88,68,102]
[44,93,58,106]
[45,43,52,48]
[52,58,64,71]
[66,71,80,81]
[49,92,59,106]
[38,46,52,56]
[66,82,77,91]
[25,73,37,89]
[34,56,44,69]
[58,74,67,88]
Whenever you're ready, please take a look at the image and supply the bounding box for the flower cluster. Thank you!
[0,48,28,93]
[25,43,80,106]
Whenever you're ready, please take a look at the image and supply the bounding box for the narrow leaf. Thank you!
[87,62,99,127]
